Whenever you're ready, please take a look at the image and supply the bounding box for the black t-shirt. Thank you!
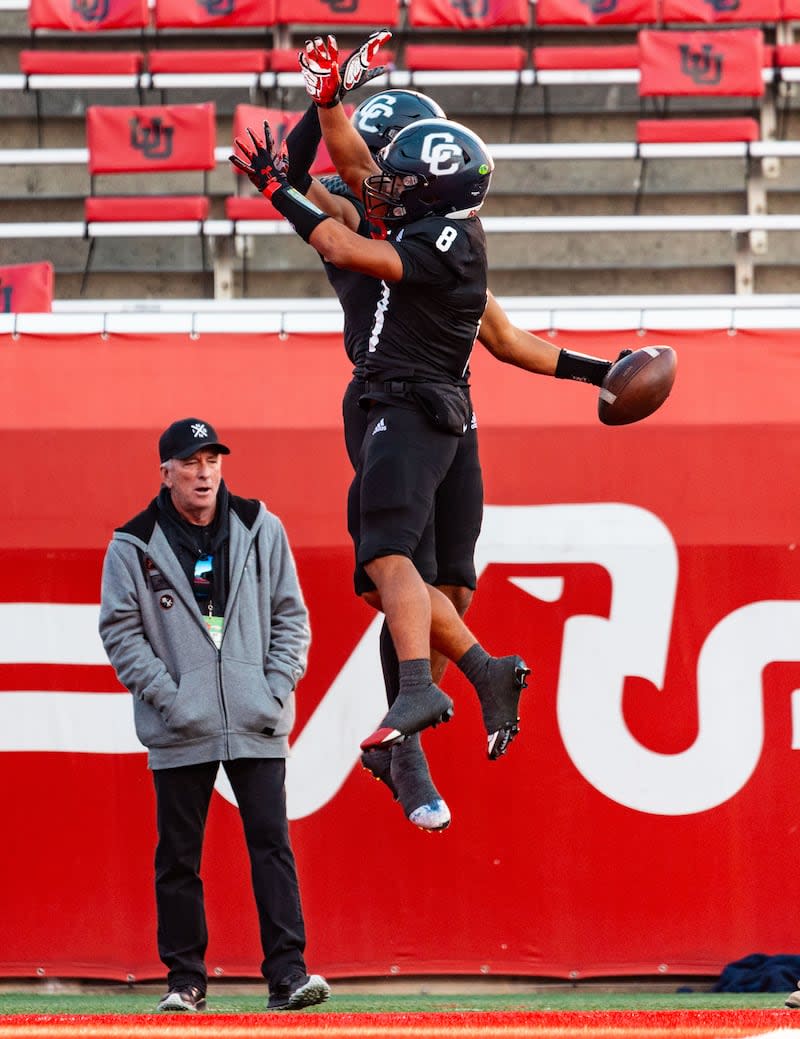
[364,215,488,388]
[157,483,230,616]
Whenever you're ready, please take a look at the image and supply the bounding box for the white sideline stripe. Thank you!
[0,603,107,665]
[0,691,144,753]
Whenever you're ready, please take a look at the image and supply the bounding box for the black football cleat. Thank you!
[475,654,531,760]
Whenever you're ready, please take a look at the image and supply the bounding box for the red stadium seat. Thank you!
[661,0,779,22]
[533,45,639,137]
[535,0,657,27]
[404,44,528,70]
[402,44,530,123]
[638,28,766,96]
[82,102,217,292]
[19,50,145,144]
[223,195,284,294]
[634,116,760,211]
[274,0,400,24]
[267,48,304,73]
[28,0,149,31]
[154,0,276,30]
[20,50,144,75]
[224,196,282,220]
[533,44,640,70]
[147,50,268,75]
[407,0,529,28]
[145,49,268,99]
[636,116,761,141]
[0,261,54,314]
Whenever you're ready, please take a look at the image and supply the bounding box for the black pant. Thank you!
[152,757,307,994]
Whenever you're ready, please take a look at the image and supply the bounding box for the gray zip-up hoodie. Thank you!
[98,493,310,769]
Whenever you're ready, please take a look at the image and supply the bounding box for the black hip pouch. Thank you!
[411,383,471,436]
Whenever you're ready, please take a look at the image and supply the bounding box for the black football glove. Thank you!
[229,121,289,199]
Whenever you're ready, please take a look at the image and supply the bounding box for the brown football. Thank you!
[598,345,677,426]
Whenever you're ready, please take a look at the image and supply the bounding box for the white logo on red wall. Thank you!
[2,503,800,819]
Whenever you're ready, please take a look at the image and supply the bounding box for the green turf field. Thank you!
[0,988,788,1015]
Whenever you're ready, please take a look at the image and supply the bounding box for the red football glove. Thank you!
[299,35,342,108]
[229,121,288,200]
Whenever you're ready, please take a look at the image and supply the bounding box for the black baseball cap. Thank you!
[159,418,231,464]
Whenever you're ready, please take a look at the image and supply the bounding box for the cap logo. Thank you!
[190,422,208,439]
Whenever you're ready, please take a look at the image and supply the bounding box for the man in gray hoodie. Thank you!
[98,416,329,1014]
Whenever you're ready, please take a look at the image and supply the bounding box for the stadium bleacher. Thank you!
[0,0,798,305]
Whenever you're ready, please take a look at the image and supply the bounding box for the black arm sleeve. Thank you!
[285,104,322,195]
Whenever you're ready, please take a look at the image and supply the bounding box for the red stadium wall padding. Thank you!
[638,29,766,95]
[0,262,53,313]
[87,103,217,175]
[3,329,800,981]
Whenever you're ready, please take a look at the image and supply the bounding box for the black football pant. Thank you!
[152,757,307,995]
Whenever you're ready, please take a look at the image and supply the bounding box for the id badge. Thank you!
[204,614,223,649]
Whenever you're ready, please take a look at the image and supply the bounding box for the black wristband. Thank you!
[270,185,330,243]
[554,348,612,387]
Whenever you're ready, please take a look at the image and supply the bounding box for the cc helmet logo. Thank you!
[420,132,462,176]
[357,94,397,134]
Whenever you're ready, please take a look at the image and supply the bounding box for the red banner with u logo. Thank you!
[0,262,53,314]
[86,103,217,175]
[638,28,765,94]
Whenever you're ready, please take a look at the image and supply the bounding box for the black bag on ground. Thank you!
[411,383,470,436]
[712,953,800,992]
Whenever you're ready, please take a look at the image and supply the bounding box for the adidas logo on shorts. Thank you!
[372,418,387,435]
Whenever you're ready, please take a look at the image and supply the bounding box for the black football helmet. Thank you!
[363,118,494,227]
[350,90,446,154]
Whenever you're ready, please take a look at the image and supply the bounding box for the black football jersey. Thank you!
[364,215,488,386]
[319,174,380,378]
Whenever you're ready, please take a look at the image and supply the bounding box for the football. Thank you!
[598,345,677,426]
